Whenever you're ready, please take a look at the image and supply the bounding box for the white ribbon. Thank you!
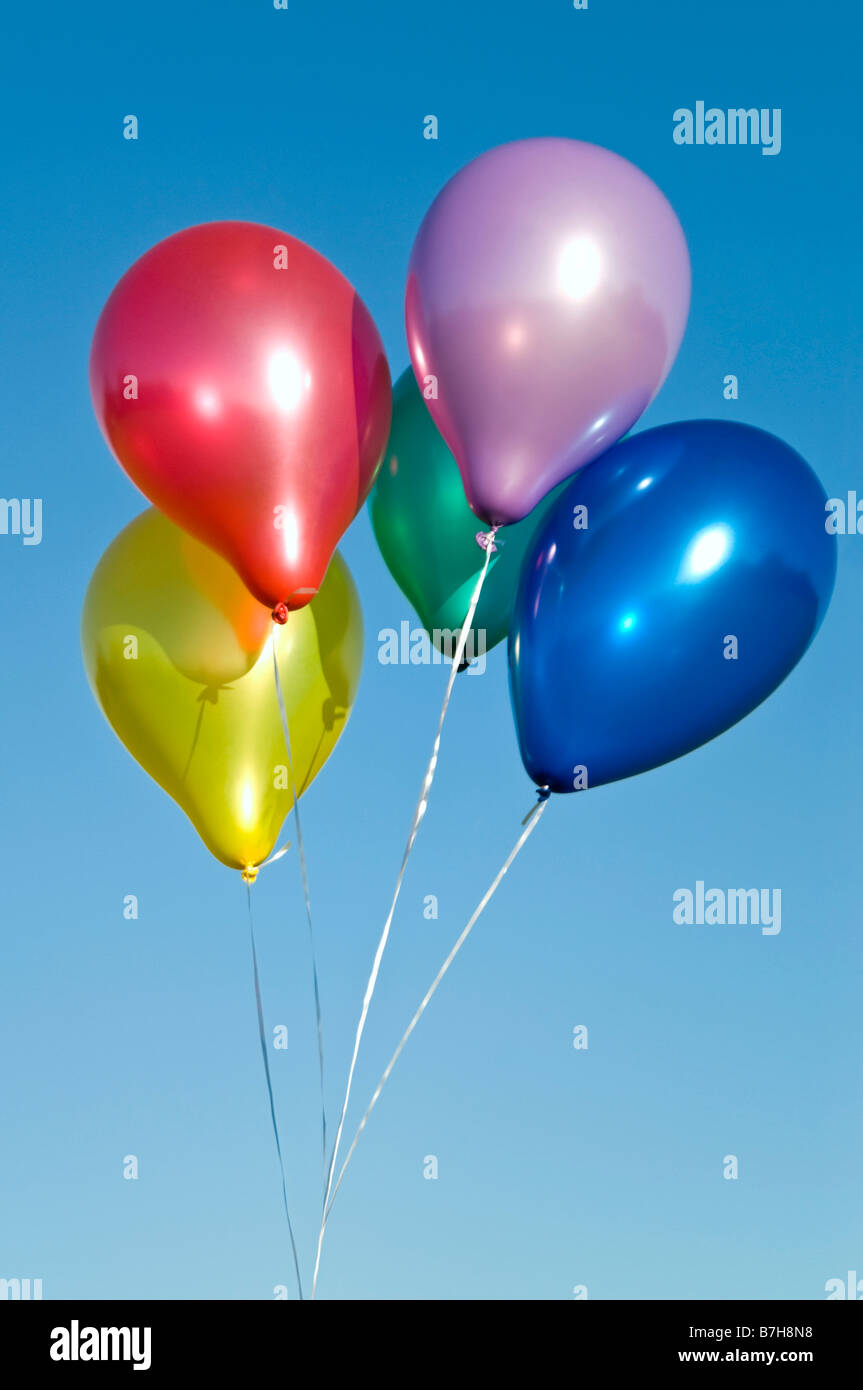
[312,531,500,1297]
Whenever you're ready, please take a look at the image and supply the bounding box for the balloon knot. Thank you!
[537,785,551,803]
[475,527,499,553]
[271,602,289,625]
[241,866,259,885]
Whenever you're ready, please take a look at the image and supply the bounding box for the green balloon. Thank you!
[369,369,563,657]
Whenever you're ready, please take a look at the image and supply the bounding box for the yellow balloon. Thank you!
[82,508,363,873]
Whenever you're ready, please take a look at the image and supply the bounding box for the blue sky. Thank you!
[1,0,860,1300]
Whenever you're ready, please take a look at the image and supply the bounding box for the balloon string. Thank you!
[312,528,499,1299]
[323,793,549,1227]
[271,626,328,1187]
[245,879,304,1300]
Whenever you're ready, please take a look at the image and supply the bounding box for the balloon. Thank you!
[90,221,391,615]
[508,421,836,792]
[82,509,363,871]
[369,369,564,656]
[406,138,690,526]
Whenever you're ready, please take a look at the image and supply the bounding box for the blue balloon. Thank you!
[508,420,836,793]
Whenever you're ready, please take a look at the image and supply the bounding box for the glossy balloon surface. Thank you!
[82,510,363,870]
[509,421,836,792]
[407,139,690,525]
[90,221,391,611]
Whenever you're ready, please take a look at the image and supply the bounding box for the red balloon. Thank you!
[90,221,391,613]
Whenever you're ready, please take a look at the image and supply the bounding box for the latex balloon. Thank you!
[406,138,690,526]
[90,221,391,615]
[509,421,836,792]
[82,507,272,688]
[369,369,564,656]
[82,509,363,871]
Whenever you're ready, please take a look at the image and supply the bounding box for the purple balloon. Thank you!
[406,138,691,525]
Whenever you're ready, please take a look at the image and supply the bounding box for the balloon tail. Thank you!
[245,880,304,1300]
[271,626,328,1184]
[312,528,499,1299]
[322,791,548,1234]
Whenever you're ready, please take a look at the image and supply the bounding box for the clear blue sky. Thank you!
[1,0,860,1300]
